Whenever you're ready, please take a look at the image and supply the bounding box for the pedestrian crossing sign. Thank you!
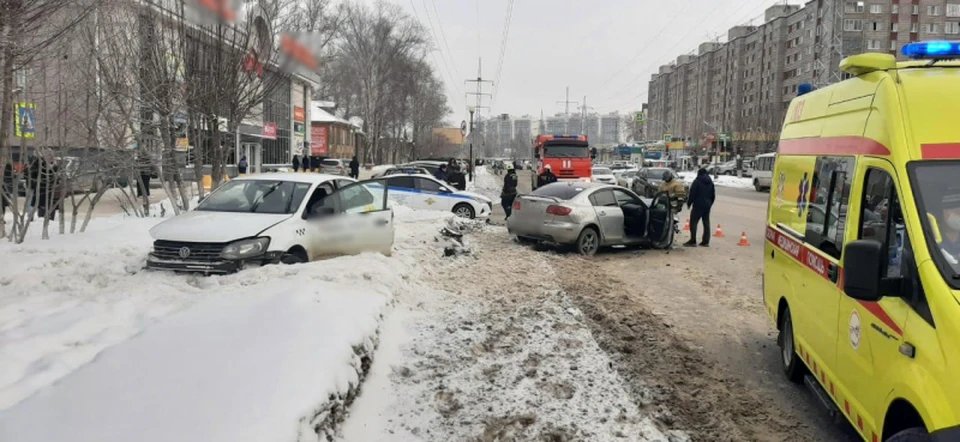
[14,102,36,139]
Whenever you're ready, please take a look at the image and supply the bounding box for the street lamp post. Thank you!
[467,105,476,182]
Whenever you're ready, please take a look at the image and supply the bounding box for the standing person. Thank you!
[301,155,311,173]
[292,154,301,172]
[448,165,466,191]
[501,163,518,220]
[349,156,360,179]
[434,164,448,182]
[536,164,558,188]
[238,156,248,175]
[684,168,716,247]
[137,155,153,198]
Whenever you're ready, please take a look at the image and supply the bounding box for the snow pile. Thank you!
[467,166,503,202]
[0,200,453,441]
[679,171,754,190]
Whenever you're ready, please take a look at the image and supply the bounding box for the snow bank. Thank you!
[467,166,504,202]
[0,199,452,441]
[679,171,754,189]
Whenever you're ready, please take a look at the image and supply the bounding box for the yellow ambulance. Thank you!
[764,42,960,442]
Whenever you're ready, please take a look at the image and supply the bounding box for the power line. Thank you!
[490,0,516,111]
[600,0,775,111]
[427,0,462,81]
[408,0,462,112]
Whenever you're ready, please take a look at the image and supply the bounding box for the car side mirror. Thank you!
[843,240,884,302]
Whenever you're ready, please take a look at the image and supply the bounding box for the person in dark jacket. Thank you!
[292,155,301,172]
[238,156,248,174]
[448,165,466,191]
[537,164,558,188]
[302,156,311,173]
[501,164,518,220]
[434,164,448,182]
[684,168,716,247]
[349,156,360,179]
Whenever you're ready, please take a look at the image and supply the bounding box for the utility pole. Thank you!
[465,58,492,182]
[577,96,595,136]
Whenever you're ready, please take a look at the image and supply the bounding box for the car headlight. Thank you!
[221,237,270,260]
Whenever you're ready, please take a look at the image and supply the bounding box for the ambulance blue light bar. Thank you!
[901,41,960,59]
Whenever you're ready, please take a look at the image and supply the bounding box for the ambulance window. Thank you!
[859,169,905,278]
[805,156,854,259]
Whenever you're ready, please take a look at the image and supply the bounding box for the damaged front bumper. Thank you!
[145,251,284,275]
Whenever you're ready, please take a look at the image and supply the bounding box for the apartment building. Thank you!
[645,0,960,157]
[599,113,621,145]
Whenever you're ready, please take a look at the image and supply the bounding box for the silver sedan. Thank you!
[507,182,677,255]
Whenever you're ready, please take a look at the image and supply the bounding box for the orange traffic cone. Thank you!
[683,218,690,231]
[738,231,750,246]
[714,224,725,238]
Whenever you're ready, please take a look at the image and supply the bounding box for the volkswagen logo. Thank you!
[178,247,191,259]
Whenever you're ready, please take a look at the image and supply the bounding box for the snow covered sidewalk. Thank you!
[0,203,449,441]
[679,171,754,190]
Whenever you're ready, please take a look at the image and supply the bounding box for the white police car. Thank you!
[384,174,492,219]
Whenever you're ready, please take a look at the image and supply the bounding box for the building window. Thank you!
[925,23,940,33]
[890,40,898,50]
[947,22,960,34]
[912,5,920,15]
[911,22,920,33]
[844,19,864,31]
[870,4,883,14]
[928,5,942,16]
[949,4,960,17]
[846,1,865,13]
[872,21,883,31]
[867,39,882,50]
[891,22,899,32]
[892,4,899,14]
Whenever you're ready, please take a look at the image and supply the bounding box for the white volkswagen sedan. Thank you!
[384,174,492,219]
[146,173,394,274]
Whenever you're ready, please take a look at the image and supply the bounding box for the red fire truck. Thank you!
[531,134,594,189]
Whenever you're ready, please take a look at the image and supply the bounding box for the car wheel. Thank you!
[576,227,600,256]
[723,170,733,176]
[778,305,805,383]
[280,248,308,264]
[754,180,762,192]
[886,428,930,442]
[516,236,537,245]
[453,203,475,219]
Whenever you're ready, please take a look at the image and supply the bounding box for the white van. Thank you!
[751,152,776,192]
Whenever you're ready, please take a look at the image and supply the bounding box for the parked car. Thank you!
[708,160,737,175]
[631,168,686,198]
[382,166,431,177]
[507,182,676,255]
[369,164,395,178]
[384,174,492,219]
[320,159,348,176]
[409,160,447,177]
[146,173,394,274]
[591,167,617,185]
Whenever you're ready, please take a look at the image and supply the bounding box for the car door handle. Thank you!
[828,263,839,283]
[375,219,390,226]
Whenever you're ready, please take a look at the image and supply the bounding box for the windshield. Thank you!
[321,160,340,166]
[592,167,612,175]
[543,144,588,158]
[196,180,311,214]
[909,161,960,286]
[646,168,669,179]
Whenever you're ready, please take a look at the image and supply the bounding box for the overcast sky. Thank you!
[377,0,782,124]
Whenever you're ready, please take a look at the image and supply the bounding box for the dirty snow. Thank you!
[342,218,688,441]
[679,171,754,189]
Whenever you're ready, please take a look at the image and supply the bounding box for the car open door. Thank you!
[329,179,394,256]
[646,191,673,248]
[588,189,625,244]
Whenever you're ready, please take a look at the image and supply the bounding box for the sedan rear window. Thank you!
[533,183,586,200]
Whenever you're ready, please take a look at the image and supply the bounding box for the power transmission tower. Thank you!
[814,0,844,87]
[465,58,492,181]
[555,86,579,118]
[578,96,595,136]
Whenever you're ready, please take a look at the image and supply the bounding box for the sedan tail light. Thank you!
[546,205,572,216]
[513,200,521,210]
